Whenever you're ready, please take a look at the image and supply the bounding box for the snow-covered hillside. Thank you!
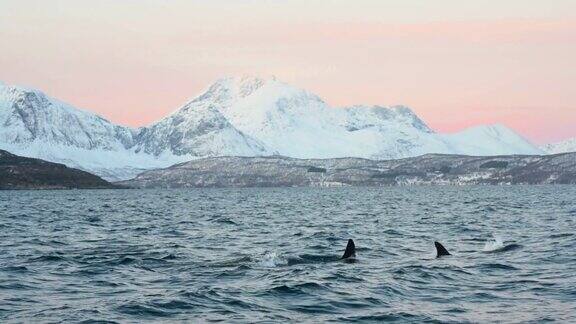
[443,124,542,156]
[0,77,545,180]
[0,84,182,180]
[161,76,542,160]
[541,138,576,154]
[134,83,273,158]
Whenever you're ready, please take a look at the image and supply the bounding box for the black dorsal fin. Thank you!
[435,241,450,258]
[342,239,356,259]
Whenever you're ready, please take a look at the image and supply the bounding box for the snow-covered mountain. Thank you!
[0,77,544,181]
[442,124,542,156]
[134,81,273,158]
[159,76,541,160]
[0,83,181,180]
[540,138,576,154]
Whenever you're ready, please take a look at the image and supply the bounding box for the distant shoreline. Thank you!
[119,152,576,188]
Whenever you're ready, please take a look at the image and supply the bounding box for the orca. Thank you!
[342,239,356,259]
[434,241,450,258]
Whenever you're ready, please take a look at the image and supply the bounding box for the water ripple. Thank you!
[1,186,575,322]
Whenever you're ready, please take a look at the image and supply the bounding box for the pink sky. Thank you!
[1,0,575,144]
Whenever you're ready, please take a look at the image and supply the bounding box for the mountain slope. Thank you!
[0,84,180,181]
[217,77,355,157]
[541,138,576,154]
[0,84,134,149]
[134,83,274,157]
[0,149,118,189]
[443,124,542,156]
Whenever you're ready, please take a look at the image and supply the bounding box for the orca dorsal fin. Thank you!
[342,239,356,259]
[435,241,451,258]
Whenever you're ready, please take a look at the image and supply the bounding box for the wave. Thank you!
[256,251,288,267]
[483,236,522,253]
[478,263,519,271]
[211,251,344,269]
[269,282,326,296]
[115,303,171,318]
[30,254,68,262]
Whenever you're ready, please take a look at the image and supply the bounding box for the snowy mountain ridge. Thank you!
[175,76,540,160]
[0,84,186,180]
[0,77,545,180]
[540,138,576,154]
[0,84,135,149]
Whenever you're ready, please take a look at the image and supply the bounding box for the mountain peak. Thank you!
[187,75,278,108]
[185,75,323,115]
[0,82,45,98]
[209,75,281,97]
[231,75,270,98]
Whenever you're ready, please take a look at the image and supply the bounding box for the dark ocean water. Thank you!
[1,186,575,323]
